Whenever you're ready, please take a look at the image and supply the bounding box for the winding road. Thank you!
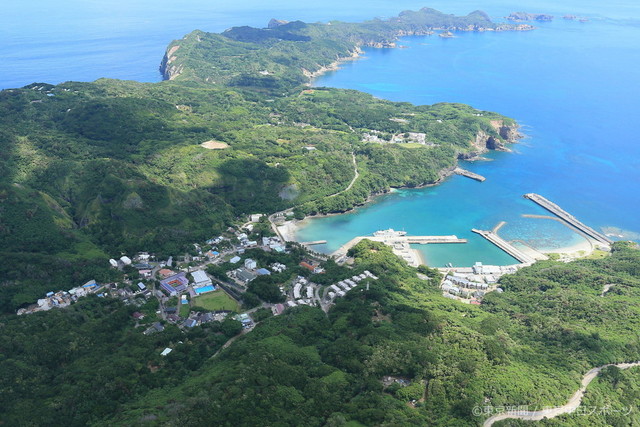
[327,152,359,198]
[483,361,640,426]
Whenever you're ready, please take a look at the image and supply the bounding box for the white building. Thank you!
[120,256,132,266]
[244,258,257,270]
[191,270,212,288]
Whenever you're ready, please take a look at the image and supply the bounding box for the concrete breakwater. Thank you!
[454,167,486,182]
[524,193,613,246]
[472,228,542,265]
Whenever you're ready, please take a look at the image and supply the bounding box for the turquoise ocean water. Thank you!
[297,8,640,265]
[3,1,640,266]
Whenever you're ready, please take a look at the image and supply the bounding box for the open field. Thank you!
[193,290,239,312]
[200,140,229,149]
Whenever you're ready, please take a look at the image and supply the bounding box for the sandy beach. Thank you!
[538,235,597,258]
[276,219,304,242]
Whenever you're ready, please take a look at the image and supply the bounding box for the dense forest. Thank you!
[2,241,639,426]
[162,8,532,88]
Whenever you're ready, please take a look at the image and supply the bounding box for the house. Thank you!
[160,348,172,356]
[109,258,118,268]
[300,261,324,274]
[250,214,264,222]
[244,258,257,270]
[293,283,302,299]
[120,256,132,266]
[245,224,254,233]
[132,311,145,320]
[191,270,212,288]
[235,268,256,284]
[230,256,241,264]
[272,304,285,315]
[158,268,175,278]
[271,263,286,273]
[235,313,252,326]
[183,318,197,328]
[205,250,219,258]
[256,268,271,276]
[133,263,153,270]
[144,322,165,335]
[139,269,152,278]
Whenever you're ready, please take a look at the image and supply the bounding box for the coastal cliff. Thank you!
[159,44,183,80]
[461,122,521,159]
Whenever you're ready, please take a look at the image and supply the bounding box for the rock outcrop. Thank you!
[159,45,183,80]
[268,18,289,29]
[462,122,521,159]
[507,12,554,22]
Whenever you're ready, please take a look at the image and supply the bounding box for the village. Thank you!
[16,213,384,349]
[19,207,523,331]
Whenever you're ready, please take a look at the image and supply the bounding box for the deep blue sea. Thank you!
[4,1,640,266]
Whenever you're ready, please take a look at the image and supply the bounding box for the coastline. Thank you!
[277,151,506,244]
[304,47,364,83]
[538,236,596,258]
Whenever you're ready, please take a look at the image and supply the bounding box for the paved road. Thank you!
[483,361,640,426]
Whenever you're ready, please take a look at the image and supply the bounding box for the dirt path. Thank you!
[327,153,358,198]
[483,361,640,426]
[601,284,614,297]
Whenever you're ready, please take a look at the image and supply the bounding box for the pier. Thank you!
[300,240,327,246]
[331,230,467,267]
[523,193,613,246]
[407,236,467,244]
[472,229,538,265]
[454,167,486,182]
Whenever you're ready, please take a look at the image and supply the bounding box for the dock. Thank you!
[300,240,327,246]
[331,230,467,267]
[407,236,467,244]
[472,228,537,265]
[454,167,486,182]
[523,193,613,246]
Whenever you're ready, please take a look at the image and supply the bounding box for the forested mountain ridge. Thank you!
[161,8,533,87]
[0,66,515,312]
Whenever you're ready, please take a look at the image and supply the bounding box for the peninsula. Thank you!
[161,7,533,85]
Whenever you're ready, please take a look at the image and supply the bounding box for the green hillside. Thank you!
[1,241,639,426]
[0,73,515,312]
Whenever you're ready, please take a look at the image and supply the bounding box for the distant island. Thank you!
[161,7,534,85]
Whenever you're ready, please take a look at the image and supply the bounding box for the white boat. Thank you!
[373,229,407,237]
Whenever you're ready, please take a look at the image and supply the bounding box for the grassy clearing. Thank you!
[179,303,191,317]
[193,289,240,312]
[586,249,610,259]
